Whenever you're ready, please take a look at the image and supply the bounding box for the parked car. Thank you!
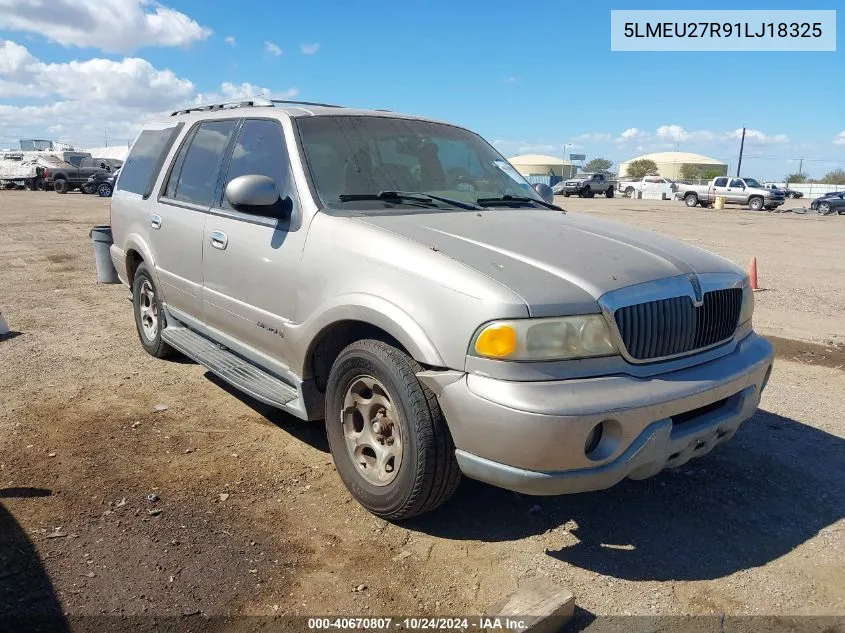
[110,98,773,520]
[621,176,678,198]
[676,176,785,210]
[558,173,616,198]
[809,191,845,215]
[762,182,803,198]
[45,157,122,194]
[85,167,120,197]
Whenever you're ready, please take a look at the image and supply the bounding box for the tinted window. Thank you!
[168,120,237,206]
[730,179,744,187]
[714,178,728,187]
[118,125,182,196]
[222,119,290,208]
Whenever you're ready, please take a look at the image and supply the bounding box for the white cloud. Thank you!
[265,41,283,56]
[0,40,297,148]
[224,36,236,47]
[300,43,320,55]
[616,128,647,143]
[575,132,612,142]
[726,128,788,144]
[0,0,211,53]
[834,131,845,146]
[655,124,716,143]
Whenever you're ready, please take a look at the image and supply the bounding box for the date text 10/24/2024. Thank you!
[307,617,530,630]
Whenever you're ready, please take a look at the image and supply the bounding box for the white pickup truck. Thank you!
[676,176,785,211]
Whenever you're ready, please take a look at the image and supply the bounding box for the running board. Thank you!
[162,325,299,409]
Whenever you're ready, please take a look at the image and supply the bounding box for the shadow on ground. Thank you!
[406,409,845,582]
[0,489,68,632]
[204,371,330,453]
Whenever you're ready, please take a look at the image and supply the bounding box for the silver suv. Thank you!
[110,99,774,520]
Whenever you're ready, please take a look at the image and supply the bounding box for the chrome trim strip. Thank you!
[598,273,744,365]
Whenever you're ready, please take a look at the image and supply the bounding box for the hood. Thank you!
[353,209,742,317]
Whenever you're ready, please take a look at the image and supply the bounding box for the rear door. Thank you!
[150,118,238,321]
[201,118,306,365]
[711,177,729,201]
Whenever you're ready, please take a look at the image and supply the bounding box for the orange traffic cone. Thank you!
[748,257,762,292]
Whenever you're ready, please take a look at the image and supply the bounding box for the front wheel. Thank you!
[818,202,832,214]
[581,188,595,198]
[624,187,635,198]
[97,183,113,197]
[748,197,764,211]
[562,192,570,197]
[684,193,699,207]
[325,339,461,520]
[605,187,614,198]
[132,263,174,359]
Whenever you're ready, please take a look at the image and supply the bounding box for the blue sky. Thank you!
[1,0,843,180]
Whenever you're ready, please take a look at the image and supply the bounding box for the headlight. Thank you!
[471,315,618,361]
[739,280,754,325]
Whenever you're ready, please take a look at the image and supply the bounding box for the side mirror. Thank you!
[225,175,286,216]
[532,183,555,204]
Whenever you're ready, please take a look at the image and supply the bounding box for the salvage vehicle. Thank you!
[110,99,774,519]
[46,157,122,194]
[84,168,120,197]
[676,176,785,210]
[621,176,678,198]
[762,182,803,199]
[558,172,616,198]
[810,191,845,215]
[0,152,66,191]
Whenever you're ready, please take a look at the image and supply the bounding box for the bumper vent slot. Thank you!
[614,288,742,361]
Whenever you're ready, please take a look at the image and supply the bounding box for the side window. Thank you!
[714,177,728,187]
[221,119,291,208]
[730,178,744,188]
[166,119,237,206]
[117,124,182,196]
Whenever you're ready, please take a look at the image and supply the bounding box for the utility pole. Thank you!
[798,158,803,177]
[736,127,746,177]
[104,129,108,147]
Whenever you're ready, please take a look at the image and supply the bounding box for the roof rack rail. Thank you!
[170,97,274,117]
[270,99,345,109]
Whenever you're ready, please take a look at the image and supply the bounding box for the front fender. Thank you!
[286,293,446,376]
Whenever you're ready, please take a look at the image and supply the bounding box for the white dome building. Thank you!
[618,151,727,180]
[508,154,576,179]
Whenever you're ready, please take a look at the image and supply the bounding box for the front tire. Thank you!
[325,339,460,520]
[132,263,174,359]
[624,187,635,198]
[581,188,594,198]
[53,179,69,194]
[818,202,832,214]
[684,193,699,207]
[97,183,113,197]
[562,192,570,197]
[748,196,764,211]
[605,187,614,198]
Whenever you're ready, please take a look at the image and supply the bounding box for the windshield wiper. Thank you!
[476,195,562,210]
[338,191,482,210]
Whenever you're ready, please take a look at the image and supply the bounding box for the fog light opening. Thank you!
[584,419,623,462]
[761,365,773,393]
[585,423,604,455]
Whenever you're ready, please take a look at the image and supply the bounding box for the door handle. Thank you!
[150,214,162,230]
[210,230,228,250]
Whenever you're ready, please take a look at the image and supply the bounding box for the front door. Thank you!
[726,178,746,204]
[150,118,239,321]
[201,118,307,368]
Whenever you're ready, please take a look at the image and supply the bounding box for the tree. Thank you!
[701,169,725,180]
[785,172,807,183]
[822,169,845,185]
[583,158,613,174]
[624,159,658,179]
[679,163,702,179]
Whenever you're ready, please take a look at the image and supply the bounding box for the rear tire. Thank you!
[684,193,698,207]
[325,339,460,521]
[53,179,69,194]
[132,263,175,359]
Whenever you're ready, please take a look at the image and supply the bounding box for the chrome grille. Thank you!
[614,288,742,361]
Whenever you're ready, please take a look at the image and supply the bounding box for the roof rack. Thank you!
[270,99,345,109]
[170,97,274,116]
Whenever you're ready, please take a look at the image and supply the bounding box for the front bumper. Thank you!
[563,184,586,192]
[765,198,785,207]
[437,332,774,495]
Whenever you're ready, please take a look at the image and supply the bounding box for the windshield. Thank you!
[742,177,762,187]
[295,116,542,211]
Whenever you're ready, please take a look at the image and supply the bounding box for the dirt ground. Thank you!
[1,191,843,628]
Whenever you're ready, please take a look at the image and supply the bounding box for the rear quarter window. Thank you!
[117,124,183,197]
